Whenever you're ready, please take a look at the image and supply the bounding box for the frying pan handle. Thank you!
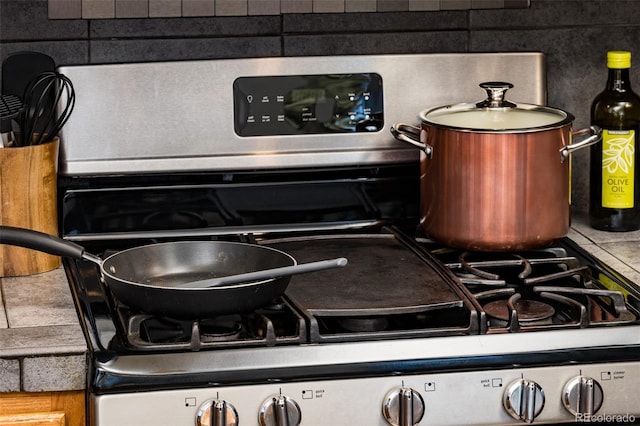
[0,226,86,260]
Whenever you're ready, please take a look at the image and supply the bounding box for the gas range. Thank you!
[55,54,640,425]
[63,224,640,425]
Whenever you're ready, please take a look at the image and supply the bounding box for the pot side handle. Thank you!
[390,123,433,158]
[560,125,602,162]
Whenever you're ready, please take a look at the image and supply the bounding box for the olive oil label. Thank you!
[602,129,635,208]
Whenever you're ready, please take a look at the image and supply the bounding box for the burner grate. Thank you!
[422,241,639,333]
[119,301,307,351]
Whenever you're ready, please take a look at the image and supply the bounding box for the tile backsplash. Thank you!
[48,0,529,19]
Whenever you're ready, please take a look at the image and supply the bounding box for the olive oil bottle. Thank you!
[590,51,640,231]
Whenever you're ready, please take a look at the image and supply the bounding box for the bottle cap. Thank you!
[607,51,631,69]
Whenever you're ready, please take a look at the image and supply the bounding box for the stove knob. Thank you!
[258,394,301,426]
[503,379,545,423]
[382,386,425,426]
[562,376,604,417]
[196,399,238,426]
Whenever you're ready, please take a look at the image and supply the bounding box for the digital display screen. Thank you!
[291,88,326,103]
[233,73,384,137]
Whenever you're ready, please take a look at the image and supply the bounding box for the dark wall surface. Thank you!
[3,0,640,212]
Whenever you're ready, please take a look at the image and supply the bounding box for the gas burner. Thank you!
[198,317,243,342]
[337,316,389,332]
[419,242,640,333]
[472,282,638,333]
[113,300,307,351]
[477,289,578,332]
[484,297,556,324]
[127,314,246,350]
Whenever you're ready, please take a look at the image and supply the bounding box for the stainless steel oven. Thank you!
[57,53,640,425]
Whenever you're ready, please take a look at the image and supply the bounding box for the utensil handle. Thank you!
[0,226,85,260]
[180,257,349,289]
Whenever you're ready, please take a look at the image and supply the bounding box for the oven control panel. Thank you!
[58,53,546,174]
[93,361,639,425]
[233,73,384,136]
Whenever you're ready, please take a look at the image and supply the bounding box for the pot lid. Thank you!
[421,82,574,132]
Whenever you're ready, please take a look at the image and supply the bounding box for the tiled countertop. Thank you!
[0,213,639,394]
[0,266,87,393]
[569,212,640,284]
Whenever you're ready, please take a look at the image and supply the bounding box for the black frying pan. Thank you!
[0,226,345,318]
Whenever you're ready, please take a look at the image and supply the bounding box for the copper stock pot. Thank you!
[391,82,601,251]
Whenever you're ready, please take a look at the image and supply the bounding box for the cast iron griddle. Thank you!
[268,234,464,316]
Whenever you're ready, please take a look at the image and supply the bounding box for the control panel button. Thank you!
[503,379,545,423]
[382,386,425,426]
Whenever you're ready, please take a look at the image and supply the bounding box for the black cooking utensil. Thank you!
[1,51,62,146]
[19,71,75,146]
[2,51,56,98]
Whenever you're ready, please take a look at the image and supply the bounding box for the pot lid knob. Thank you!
[477,82,517,108]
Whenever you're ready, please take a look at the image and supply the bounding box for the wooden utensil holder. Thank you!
[0,137,61,276]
